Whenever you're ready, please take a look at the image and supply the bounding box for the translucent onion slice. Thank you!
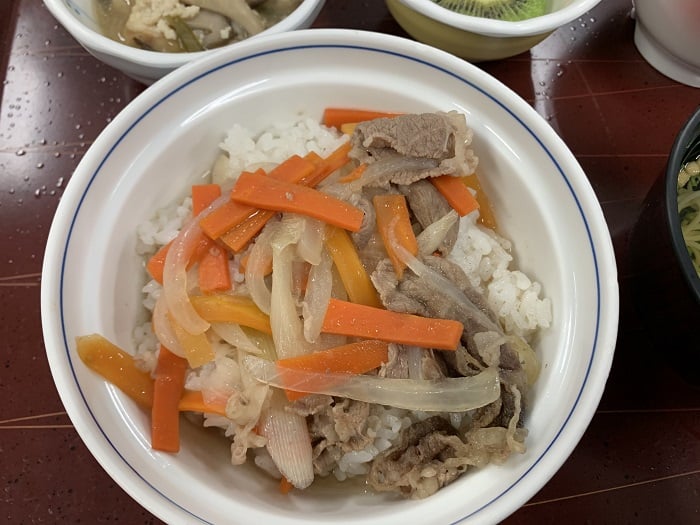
[210,322,262,355]
[244,356,501,412]
[245,219,275,315]
[258,405,314,489]
[416,209,458,256]
[162,194,230,335]
[301,250,333,343]
[152,294,186,357]
[296,217,325,266]
[391,237,503,334]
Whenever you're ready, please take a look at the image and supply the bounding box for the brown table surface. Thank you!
[2,0,699,523]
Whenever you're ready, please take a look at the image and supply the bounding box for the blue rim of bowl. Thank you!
[54,41,606,524]
[665,105,700,305]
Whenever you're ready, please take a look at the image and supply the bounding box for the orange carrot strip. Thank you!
[462,173,498,230]
[279,476,294,494]
[151,346,188,453]
[146,242,171,284]
[373,194,419,279]
[301,141,352,187]
[200,156,317,239]
[76,334,227,416]
[430,175,480,217]
[76,334,155,409]
[177,390,227,417]
[324,226,381,307]
[167,312,215,368]
[219,209,275,253]
[191,184,222,215]
[322,107,403,129]
[321,298,463,350]
[218,143,353,252]
[190,294,272,334]
[197,243,232,295]
[231,172,364,232]
[191,184,232,294]
[277,340,390,401]
[146,231,212,284]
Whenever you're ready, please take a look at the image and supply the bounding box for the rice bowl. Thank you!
[40,29,618,524]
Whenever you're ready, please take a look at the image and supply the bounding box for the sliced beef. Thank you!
[399,179,458,256]
[350,111,478,178]
[367,416,471,499]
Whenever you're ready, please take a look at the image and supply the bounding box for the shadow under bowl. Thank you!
[631,106,700,386]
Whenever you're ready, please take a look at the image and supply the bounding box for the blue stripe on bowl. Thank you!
[58,43,603,525]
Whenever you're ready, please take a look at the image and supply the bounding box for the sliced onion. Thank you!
[244,356,500,412]
[302,249,333,343]
[210,322,262,355]
[245,218,275,315]
[405,345,424,380]
[416,209,458,255]
[162,193,230,335]
[391,236,503,334]
[152,294,186,357]
[258,405,314,489]
[269,216,310,359]
[296,216,325,266]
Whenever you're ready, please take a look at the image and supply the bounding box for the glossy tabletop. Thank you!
[1,1,699,523]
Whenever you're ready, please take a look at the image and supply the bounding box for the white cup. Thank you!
[633,0,700,87]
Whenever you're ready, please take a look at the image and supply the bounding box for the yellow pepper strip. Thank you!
[190,294,272,334]
[167,312,215,368]
[462,173,498,231]
[76,334,154,408]
[76,334,227,416]
[324,226,382,308]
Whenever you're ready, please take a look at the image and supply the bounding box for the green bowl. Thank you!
[386,0,552,61]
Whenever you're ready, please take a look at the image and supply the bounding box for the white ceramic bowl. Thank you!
[386,0,603,61]
[42,0,326,84]
[633,0,700,87]
[41,28,618,525]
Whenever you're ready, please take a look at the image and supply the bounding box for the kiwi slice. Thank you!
[434,0,548,22]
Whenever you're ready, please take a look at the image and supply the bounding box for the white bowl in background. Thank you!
[385,0,603,61]
[41,28,619,525]
[633,0,700,87]
[42,0,326,84]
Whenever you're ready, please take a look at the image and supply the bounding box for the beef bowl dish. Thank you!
[41,29,619,525]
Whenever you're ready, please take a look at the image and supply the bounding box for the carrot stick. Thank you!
[321,298,463,350]
[430,175,480,217]
[197,244,232,295]
[231,172,364,232]
[146,242,171,284]
[146,232,212,284]
[190,184,233,294]
[301,141,352,187]
[219,209,275,253]
[177,390,227,417]
[190,294,272,334]
[322,107,402,130]
[76,334,154,409]
[277,340,390,401]
[373,194,419,279]
[462,172,498,230]
[279,476,295,494]
[76,334,227,416]
[200,156,317,239]
[151,346,188,453]
[324,226,381,307]
[191,184,222,215]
